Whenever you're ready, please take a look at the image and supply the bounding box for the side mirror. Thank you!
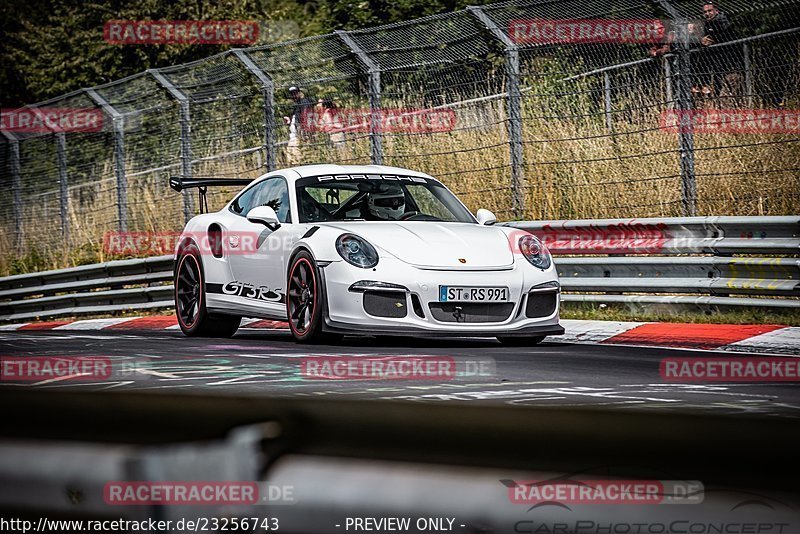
[247,205,281,230]
[476,208,497,226]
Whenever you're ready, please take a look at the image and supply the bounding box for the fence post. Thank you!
[335,30,383,165]
[603,71,614,133]
[663,55,674,109]
[742,42,754,108]
[467,6,525,219]
[149,69,195,223]
[232,49,276,172]
[55,132,69,242]
[85,88,128,232]
[675,48,697,216]
[656,0,697,216]
[0,130,22,252]
[27,106,71,242]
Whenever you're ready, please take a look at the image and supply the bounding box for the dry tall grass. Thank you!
[1,81,798,276]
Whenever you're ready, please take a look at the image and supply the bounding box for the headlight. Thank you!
[336,234,379,268]
[518,234,551,270]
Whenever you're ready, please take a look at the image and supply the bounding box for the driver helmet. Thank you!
[367,185,405,220]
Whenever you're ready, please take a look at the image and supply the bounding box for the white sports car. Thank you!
[171,164,563,344]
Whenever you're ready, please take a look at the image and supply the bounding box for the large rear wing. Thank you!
[169,175,254,213]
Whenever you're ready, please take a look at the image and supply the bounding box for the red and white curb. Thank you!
[0,316,797,355]
[559,320,799,355]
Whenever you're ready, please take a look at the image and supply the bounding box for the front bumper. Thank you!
[319,256,563,338]
[322,318,565,337]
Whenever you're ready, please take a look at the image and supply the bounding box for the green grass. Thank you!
[562,302,800,326]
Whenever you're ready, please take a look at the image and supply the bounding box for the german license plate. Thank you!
[439,286,509,302]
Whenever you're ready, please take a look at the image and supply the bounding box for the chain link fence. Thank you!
[0,0,798,266]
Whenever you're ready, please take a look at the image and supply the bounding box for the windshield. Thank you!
[295,175,476,223]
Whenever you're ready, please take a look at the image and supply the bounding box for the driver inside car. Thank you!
[365,185,406,220]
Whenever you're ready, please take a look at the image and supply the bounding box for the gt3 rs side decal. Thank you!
[206,281,286,304]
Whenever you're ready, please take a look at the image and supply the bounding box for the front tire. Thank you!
[496,335,545,346]
[175,244,241,337]
[286,251,329,343]
[286,251,343,343]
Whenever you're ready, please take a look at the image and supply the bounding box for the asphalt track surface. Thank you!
[1,329,799,418]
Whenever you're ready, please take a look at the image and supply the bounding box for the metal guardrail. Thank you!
[0,216,797,322]
[0,256,173,322]
[506,216,800,255]
[509,215,800,310]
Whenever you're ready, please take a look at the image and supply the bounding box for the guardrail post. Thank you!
[149,69,195,223]
[335,30,383,165]
[467,6,525,219]
[232,49,276,172]
[85,88,128,232]
[742,42,754,108]
[0,130,23,252]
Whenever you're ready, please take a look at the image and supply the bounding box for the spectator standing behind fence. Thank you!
[694,2,742,102]
[283,86,315,165]
[315,97,347,152]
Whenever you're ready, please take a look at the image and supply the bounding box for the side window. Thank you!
[229,184,261,216]
[229,177,292,223]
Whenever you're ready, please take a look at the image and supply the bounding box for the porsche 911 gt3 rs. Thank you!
[171,164,564,344]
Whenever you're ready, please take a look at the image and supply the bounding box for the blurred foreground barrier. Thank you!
[0,217,797,322]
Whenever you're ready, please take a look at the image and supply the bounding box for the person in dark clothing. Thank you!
[282,86,315,165]
[696,2,742,100]
[286,86,315,139]
[701,2,737,47]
